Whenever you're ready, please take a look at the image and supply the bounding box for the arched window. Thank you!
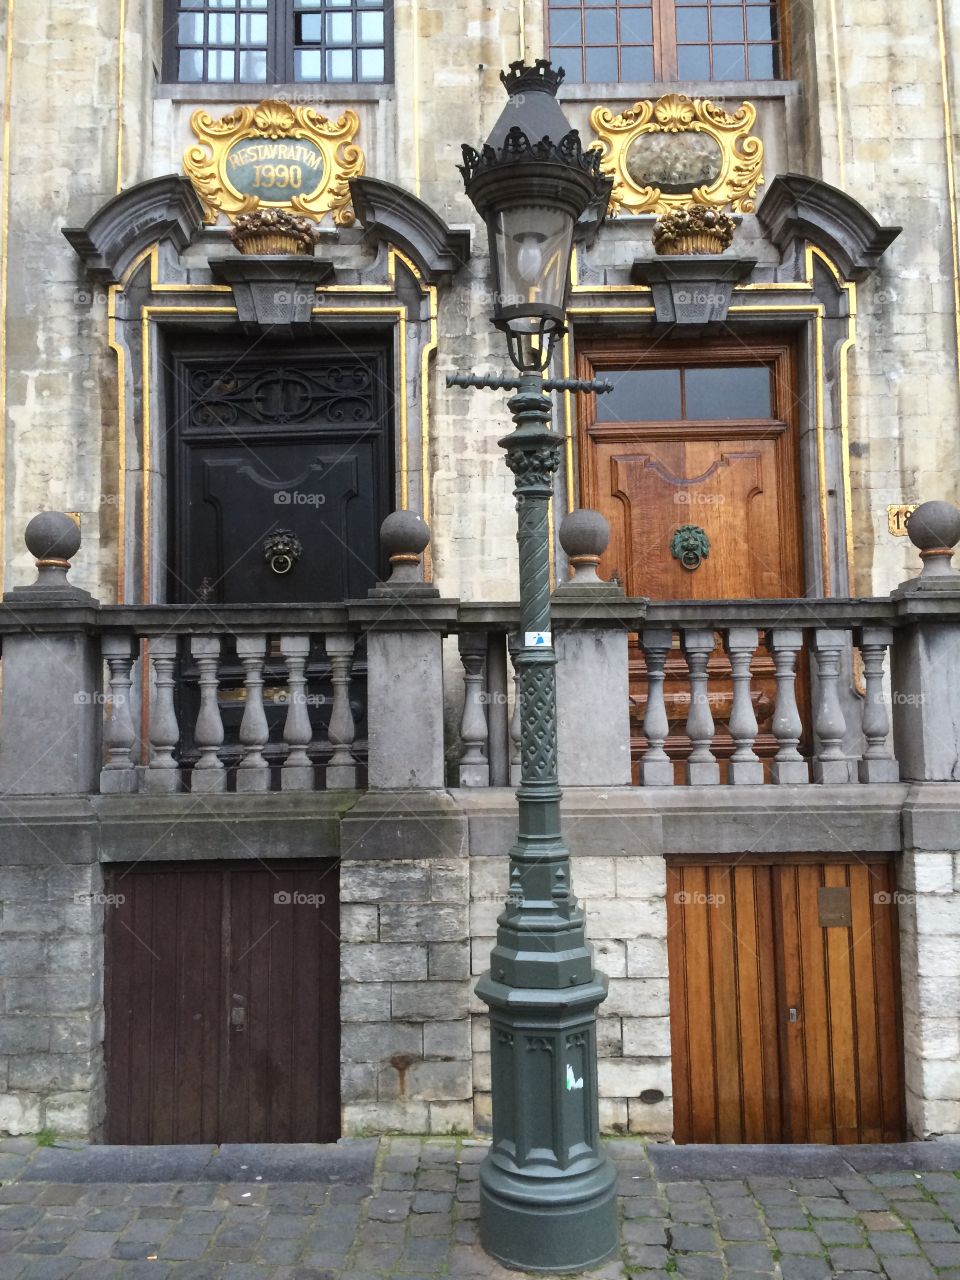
[164,0,390,84]
[546,0,786,83]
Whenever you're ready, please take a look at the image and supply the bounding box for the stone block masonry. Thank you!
[0,816,105,1137]
[340,856,474,1137]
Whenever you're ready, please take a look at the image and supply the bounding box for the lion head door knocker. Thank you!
[670,524,711,572]
[263,529,303,576]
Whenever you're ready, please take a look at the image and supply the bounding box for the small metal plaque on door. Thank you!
[818,886,852,927]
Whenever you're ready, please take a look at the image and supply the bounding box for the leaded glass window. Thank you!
[165,0,390,83]
[547,0,785,83]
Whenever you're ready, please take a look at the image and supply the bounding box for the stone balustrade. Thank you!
[2,503,960,796]
[95,610,362,795]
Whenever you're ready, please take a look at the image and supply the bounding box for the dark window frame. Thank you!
[546,0,789,84]
[162,0,393,86]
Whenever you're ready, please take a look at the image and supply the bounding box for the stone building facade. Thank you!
[1,0,960,1147]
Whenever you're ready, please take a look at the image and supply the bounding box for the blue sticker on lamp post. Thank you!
[524,631,551,648]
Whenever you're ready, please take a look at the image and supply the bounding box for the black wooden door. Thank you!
[104,861,341,1144]
[167,339,393,605]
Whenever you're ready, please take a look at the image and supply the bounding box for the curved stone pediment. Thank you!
[63,175,205,284]
[349,175,471,284]
[758,172,901,281]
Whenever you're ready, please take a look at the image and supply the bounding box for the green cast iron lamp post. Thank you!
[447,59,618,1273]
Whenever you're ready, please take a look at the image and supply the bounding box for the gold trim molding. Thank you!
[588,94,764,217]
[183,99,364,226]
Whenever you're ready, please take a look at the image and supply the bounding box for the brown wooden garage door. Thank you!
[104,860,340,1144]
[667,856,905,1144]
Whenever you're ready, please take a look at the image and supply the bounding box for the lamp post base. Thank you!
[476,973,618,1273]
[479,1157,618,1274]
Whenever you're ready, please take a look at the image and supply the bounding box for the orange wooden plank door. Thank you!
[668,858,905,1145]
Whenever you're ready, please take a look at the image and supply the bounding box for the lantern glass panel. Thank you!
[491,203,575,330]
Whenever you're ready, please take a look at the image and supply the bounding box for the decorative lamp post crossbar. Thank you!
[446,371,613,395]
[446,59,618,1275]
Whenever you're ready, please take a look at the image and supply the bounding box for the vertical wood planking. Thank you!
[755,867,783,1141]
[849,864,883,1143]
[774,865,806,1143]
[105,861,340,1145]
[685,865,719,1142]
[667,856,904,1146]
[796,864,835,1142]
[667,864,693,1144]
[822,863,858,1142]
[269,867,295,1143]
[733,866,773,1141]
[869,863,907,1140]
[707,865,743,1141]
[128,872,157,1143]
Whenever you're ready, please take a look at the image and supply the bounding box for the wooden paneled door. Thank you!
[666,857,906,1144]
[104,861,340,1144]
[576,338,806,777]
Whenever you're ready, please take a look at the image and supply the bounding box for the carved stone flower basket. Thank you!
[653,205,736,256]
[230,208,322,256]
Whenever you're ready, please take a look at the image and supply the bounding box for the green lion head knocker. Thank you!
[670,523,710,571]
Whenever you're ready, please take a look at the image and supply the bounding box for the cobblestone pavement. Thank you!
[1,1137,960,1279]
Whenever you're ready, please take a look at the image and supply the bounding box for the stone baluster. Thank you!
[236,634,270,792]
[682,629,719,785]
[280,634,314,790]
[190,635,226,792]
[766,628,808,784]
[508,635,522,788]
[458,633,489,786]
[100,634,139,793]
[325,633,358,789]
[143,635,180,794]
[812,629,850,783]
[856,626,899,783]
[724,626,763,785]
[640,628,674,786]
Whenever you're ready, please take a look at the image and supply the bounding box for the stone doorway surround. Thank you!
[63,172,469,606]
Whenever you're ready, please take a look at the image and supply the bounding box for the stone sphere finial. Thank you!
[559,509,610,586]
[25,511,82,593]
[907,500,960,579]
[3,511,95,603]
[25,511,82,565]
[380,510,431,588]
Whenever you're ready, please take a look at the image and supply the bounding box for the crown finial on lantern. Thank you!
[500,59,565,98]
